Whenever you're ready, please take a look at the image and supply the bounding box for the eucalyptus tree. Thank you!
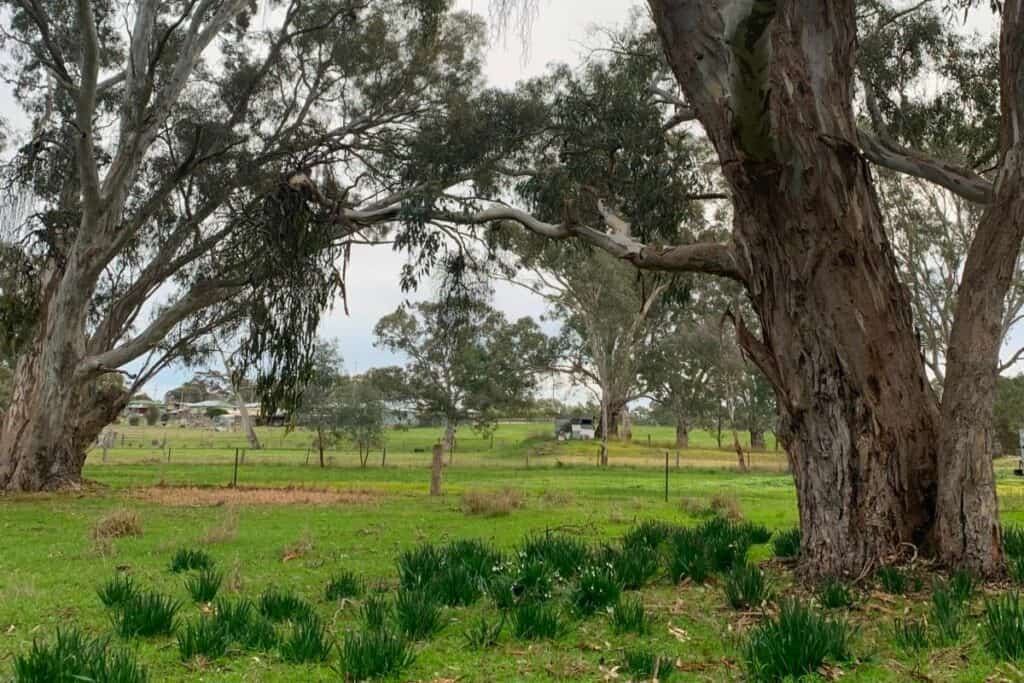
[372,294,554,455]
[0,0,524,491]
[420,0,1017,575]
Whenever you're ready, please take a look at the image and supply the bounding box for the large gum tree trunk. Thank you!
[675,414,689,449]
[651,0,941,576]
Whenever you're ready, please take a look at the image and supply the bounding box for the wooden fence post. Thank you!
[430,444,443,496]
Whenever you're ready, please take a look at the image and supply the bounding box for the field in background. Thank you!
[3,425,1023,681]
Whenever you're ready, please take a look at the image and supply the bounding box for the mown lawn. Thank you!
[2,426,1023,681]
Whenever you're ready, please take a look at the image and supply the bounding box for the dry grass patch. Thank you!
[461,487,524,516]
[201,508,239,545]
[131,484,381,507]
[91,509,143,540]
[539,490,574,507]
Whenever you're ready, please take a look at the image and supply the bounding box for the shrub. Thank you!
[697,516,752,571]
[487,572,518,610]
[771,528,801,558]
[984,592,1024,660]
[396,543,443,589]
[737,521,772,545]
[240,617,279,651]
[91,510,143,541]
[596,543,659,590]
[724,563,769,610]
[97,574,138,609]
[461,487,524,516]
[12,627,148,683]
[817,578,853,609]
[622,648,676,682]
[443,538,503,581]
[184,568,222,603]
[520,532,591,578]
[511,602,566,640]
[876,566,907,595]
[395,588,443,640]
[434,562,484,607]
[1005,524,1024,559]
[742,599,853,682]
[169,548,214,573]
[324,571,363,602]
[463,614,504,649]
[176,616,229,661]
[339,627,414,681]
[930,584,964,644]
[622,520,674,551]
[361,593,392,631]
[891,618,928,654]
[114,591,180,638]
[211,599,253,640]
[668,528,710,584]
[611,596,650,635]
[709,493,743,521]
[571,564,622,616]
[257,587,312,622]
[513,556,555,600]
[279,613,332,663]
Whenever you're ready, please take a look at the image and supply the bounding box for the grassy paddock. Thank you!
[1,425,1022,681]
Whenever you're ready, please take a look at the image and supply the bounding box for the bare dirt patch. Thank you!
[131,484,382,507]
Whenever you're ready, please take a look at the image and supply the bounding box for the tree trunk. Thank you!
[675,414,689,449]
[236,395,261,450]
[750,429,766,451]
[620,405,632,444]
[317,426,325,468]
[442,418,456,464]
[733,430,748,473]
[935,151,1024,575]
[651,0,941,576]
[429,443,443,496]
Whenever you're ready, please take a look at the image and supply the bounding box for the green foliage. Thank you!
[930,583,965,644]
[570,564,622,616]
[177,616,229,661]
[240,617,279,651]
[184,568,223,603]
[397,542,444,589]
[395,589,443,640]
[949,570,977,605]
[622,648,676,683]
[1010,555,1024,584]
[257,588,312,622]
[667,528,710,584]
[737,521,772,545]
[433,561,485,607]
[361,593,392,631]
[486,572,518,610]
[463,614,504,649]
[279,613,332,663]
[984,592,1024,661]
[611,596,650,635]
[817,578,853,609]
[114,591,180,638]
[621,520,674,551]
[595,543,659,589]
[512,556,556,600]
[511,602,566,640]
[325,571,363,602]
[742,599,854,682]
[1005,524,1024,559]
[169,548,214,573]
[724,563,769,610]
[891,618,929,654]
[12,627,148,683]
[444,538,504,582]
[97,574,138,609]
[995,377,1024,457]
[519,532,591,578]
[211,599,254,641]
[339,627,415,682]
[876,566,907,595]
[771,528,801,558]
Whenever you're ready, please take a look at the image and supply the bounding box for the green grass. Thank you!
[4,424,1024,681]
